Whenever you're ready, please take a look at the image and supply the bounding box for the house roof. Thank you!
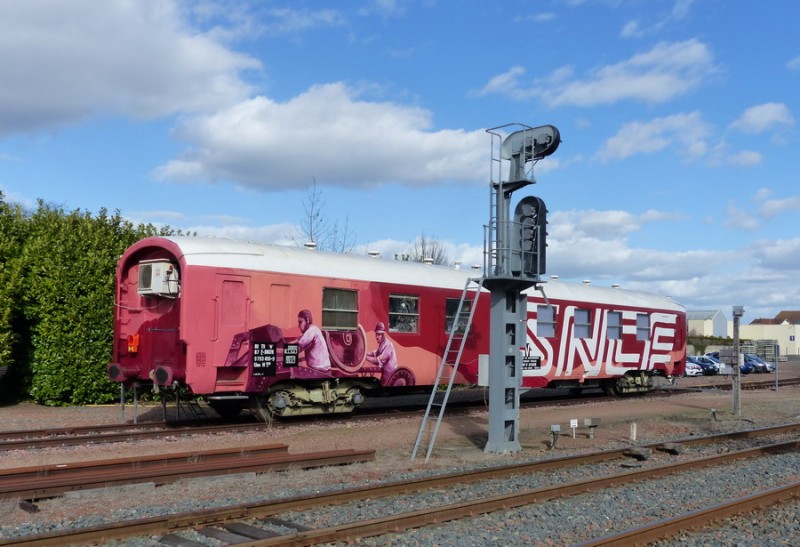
[773,311,800,325]
[687,310,722,321]
[748,311,800,325]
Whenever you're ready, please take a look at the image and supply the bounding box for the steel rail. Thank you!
[0,448,374,501]
[2,425,798,546]
[577,481,800,546]
[691,377,800,391]
[0,416,263,441]
[0,443,287,488]
[0,422,268,451]
[248,440,800,546]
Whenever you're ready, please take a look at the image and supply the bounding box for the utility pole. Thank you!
[732,305,744,416]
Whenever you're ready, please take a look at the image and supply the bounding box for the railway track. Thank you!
[0,444,375,501]
[0,421,269,452]
[3,422,798,546]
[691,376,800,391]
[0,388,683,452]
[578,481,800,546]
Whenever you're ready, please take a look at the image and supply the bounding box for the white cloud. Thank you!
[473,66,527,99]
[620,0,695,38]
[264,7,346,34]
[751,237,800,270]
[726,150,762,166]
[620,20,644,38]
[758,195,800,219]
[188,222,300,246]
[596,112,712,161]
[753,188,773,201]
[724,200,759,230]
[0,0,259,136]
[477,40,716,107]
[729,102,795,134]
[0,185,36,209]
[155,83,488,189]
[787,55,800,71]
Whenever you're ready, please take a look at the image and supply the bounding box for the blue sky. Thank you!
[1,0,798,324]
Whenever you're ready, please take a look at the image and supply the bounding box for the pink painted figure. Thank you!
[296,310,331,372]
[366,322,398,378]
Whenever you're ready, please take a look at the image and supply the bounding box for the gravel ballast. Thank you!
[1,374,799,545]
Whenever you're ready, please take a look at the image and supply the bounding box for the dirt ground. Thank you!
[1,363,799,471]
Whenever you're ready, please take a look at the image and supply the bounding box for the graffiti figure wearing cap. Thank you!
[365,322,398,379]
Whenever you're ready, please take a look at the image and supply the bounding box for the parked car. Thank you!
[745,354,775,373]
[706,351,754,374]
[683,360,704,377]
[687,355,718,375]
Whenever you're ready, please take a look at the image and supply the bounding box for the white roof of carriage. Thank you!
[153,236,683,313]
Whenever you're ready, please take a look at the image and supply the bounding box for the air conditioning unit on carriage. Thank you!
[138,260,180,296]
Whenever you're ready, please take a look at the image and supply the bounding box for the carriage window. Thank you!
[537,305,556,338]
[574,308,591,339]
[636,313,649,341]
[445,298,471,334]
[607,311,622,340]
[389,294,419,333]
[322,288,358,329]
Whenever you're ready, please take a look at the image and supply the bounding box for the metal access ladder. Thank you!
[411,277,484,462]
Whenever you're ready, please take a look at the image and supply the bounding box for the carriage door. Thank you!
[213,275,251,367]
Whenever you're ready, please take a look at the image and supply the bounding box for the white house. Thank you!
[687,310,727,338]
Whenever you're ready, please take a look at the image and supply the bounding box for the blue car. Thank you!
[744,353,775,373]
[705,352,753,374]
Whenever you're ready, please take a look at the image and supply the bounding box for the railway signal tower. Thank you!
[483,123,560,454]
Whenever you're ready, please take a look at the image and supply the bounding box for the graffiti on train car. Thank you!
[524,303,679,379]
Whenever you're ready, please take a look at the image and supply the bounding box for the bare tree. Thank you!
[329,214,357,253]
[296,179,329,248]
[295,180,356,253]
[408,232,450,265]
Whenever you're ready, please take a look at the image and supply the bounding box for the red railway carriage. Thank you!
[108,236,686,418]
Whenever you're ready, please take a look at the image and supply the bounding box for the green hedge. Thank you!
[0,194,174,405]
